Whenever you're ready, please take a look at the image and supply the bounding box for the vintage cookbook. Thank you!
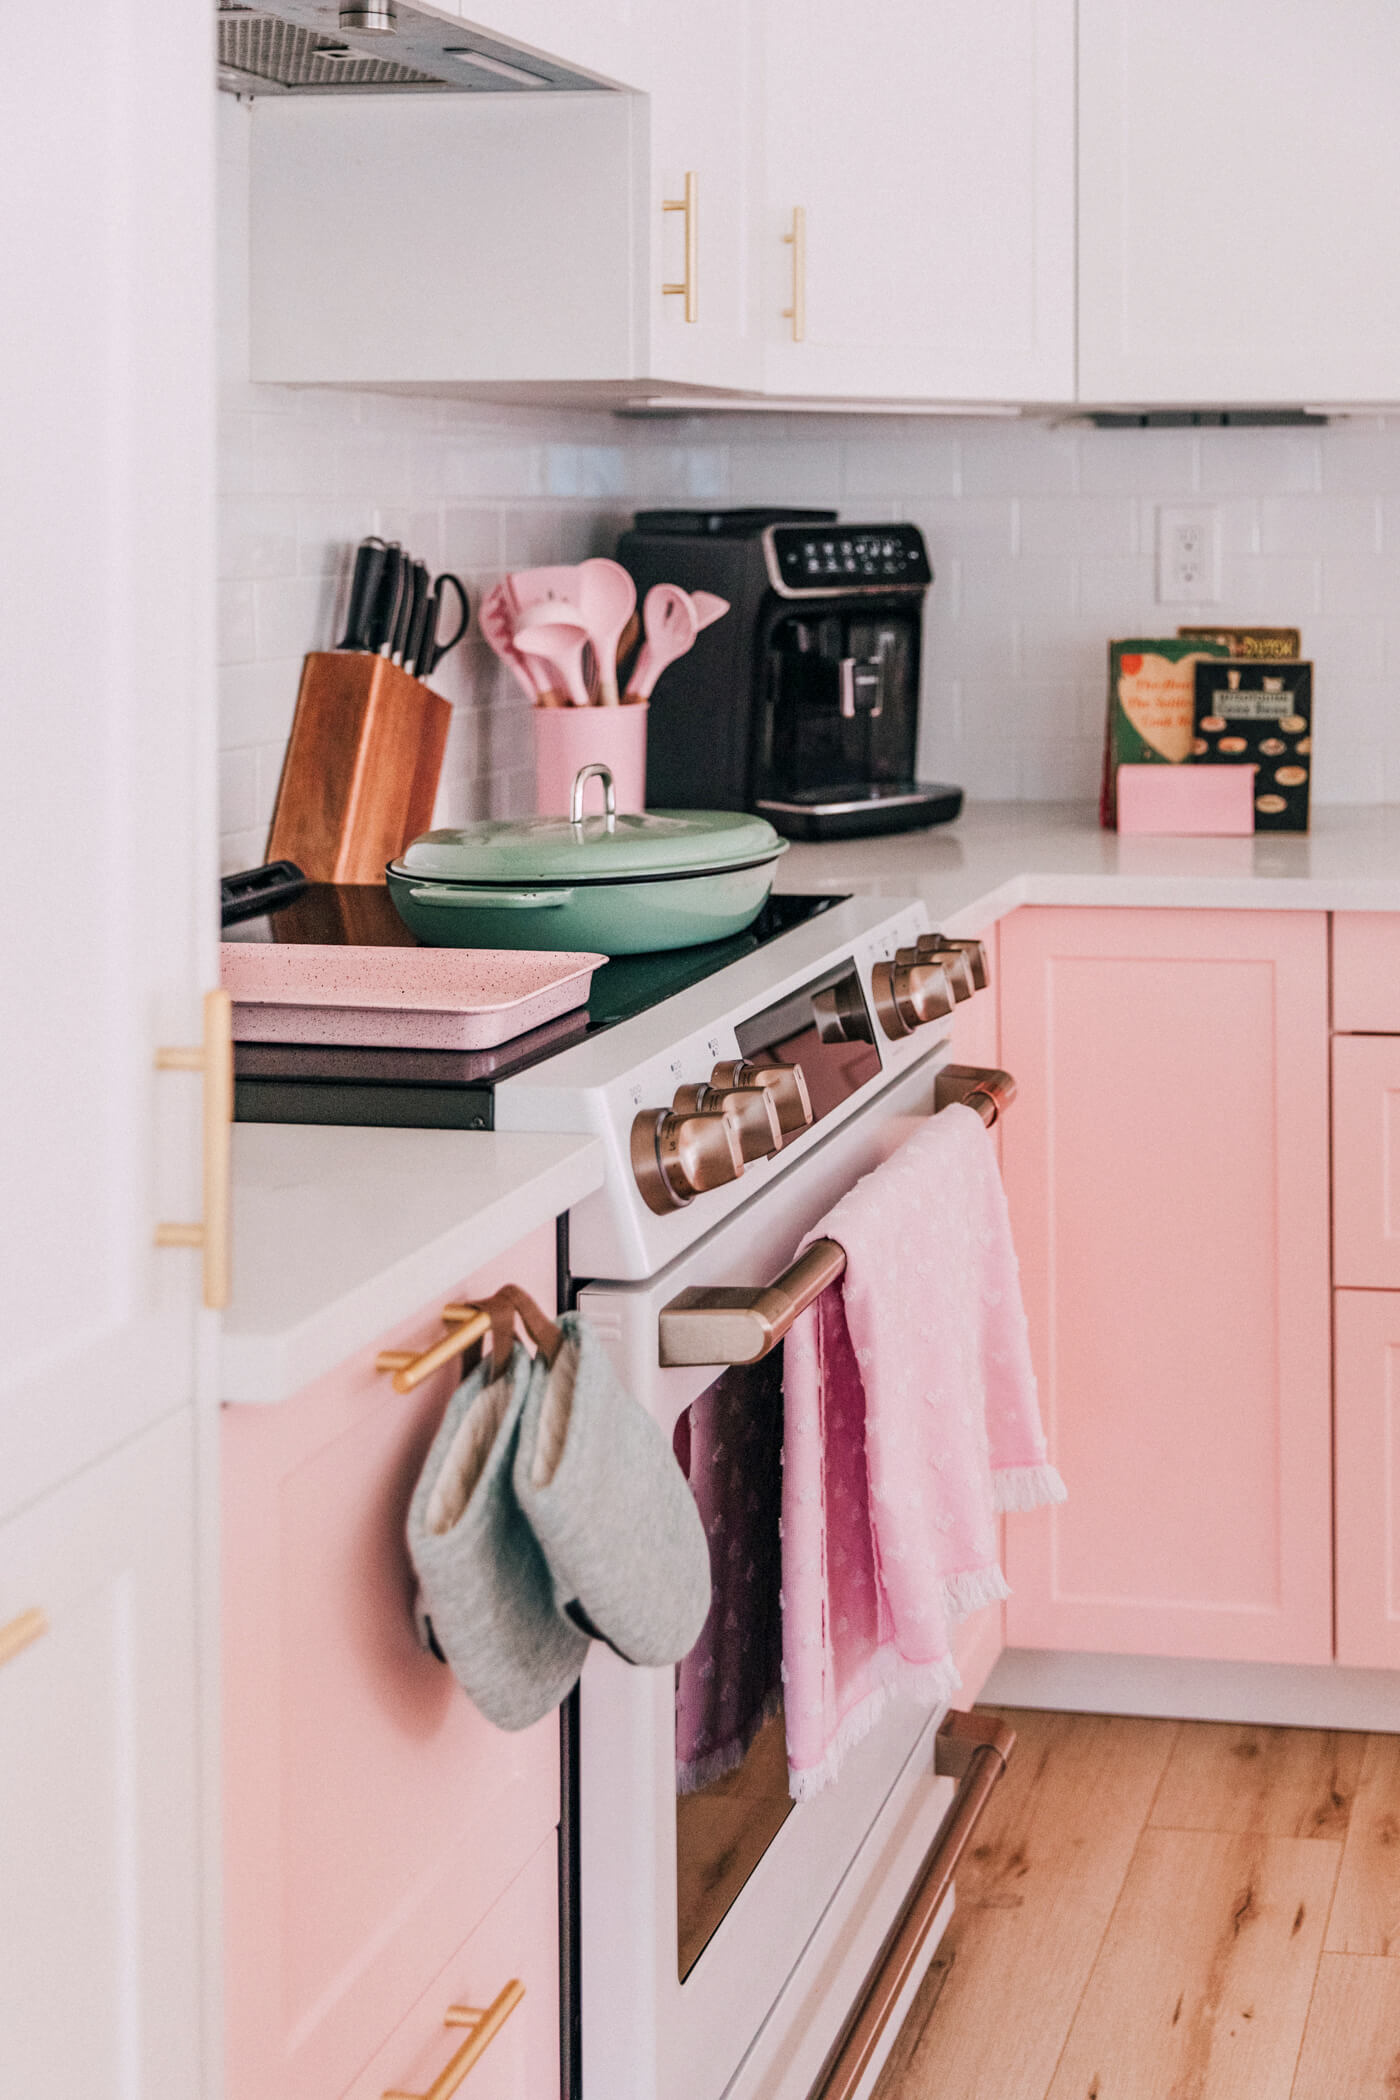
[1192,660,1313,832]
[1177,625,1302,660]
[1099,636,1231,828]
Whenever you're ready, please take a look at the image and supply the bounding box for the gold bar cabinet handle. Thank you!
[376,1303,492,1394]
[662,170,699,322]
[155,987,234,1310]
[0,1607,49,1671]
[783,204,806,342]
[384,1978,524,2100]
[812,1713,1015,2100]
[658,1064,1017,1366]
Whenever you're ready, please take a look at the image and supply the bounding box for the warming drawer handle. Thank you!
[806,1711,1015,2100]
[656,1064,1016,1368]
[383,1978,524,2100]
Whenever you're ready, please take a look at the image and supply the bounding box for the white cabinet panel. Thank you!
[0,1414,203,2098]
[1080,0,1400,405]
[760,0,1075,402]
[0,0,213,1516]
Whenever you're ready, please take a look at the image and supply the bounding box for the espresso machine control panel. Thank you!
[764,521,933,596]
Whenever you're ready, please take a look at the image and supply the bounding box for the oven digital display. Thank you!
[734,958,881,1123]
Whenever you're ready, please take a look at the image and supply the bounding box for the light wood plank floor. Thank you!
[875,1708,1400,2100]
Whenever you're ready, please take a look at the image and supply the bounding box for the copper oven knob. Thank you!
[630,1106,745,1215]
[904,942,974,1001]
[918,932,988,992]
[872,957,957,1041]
[672,1082,783,1163]
[709,1059,814,1138]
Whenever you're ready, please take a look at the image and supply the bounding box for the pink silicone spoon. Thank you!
[575,558,636,707]
[481,581,550,704]
[625,583,700,702]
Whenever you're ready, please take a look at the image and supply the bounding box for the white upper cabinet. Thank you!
[1079,0,1400,405]
[251,2,759,393]
[759,0,1075,403]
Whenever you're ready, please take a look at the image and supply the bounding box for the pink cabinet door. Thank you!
[999,907,1332,1664]
[1333,1034,1400,1289]
[1334,1289,1400,1670]
[223,1225,561,2100]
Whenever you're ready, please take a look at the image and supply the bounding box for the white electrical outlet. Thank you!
[1157,504,1222,603]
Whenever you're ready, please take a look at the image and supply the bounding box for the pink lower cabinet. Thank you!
[223,1225,561,2100]
[998,906,1333,1664]
[1334,1290,1400,1669]
[1333,1034,1400,1288]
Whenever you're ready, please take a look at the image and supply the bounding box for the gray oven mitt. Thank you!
[513,1312,712,1667]
[406,1342,588,1731]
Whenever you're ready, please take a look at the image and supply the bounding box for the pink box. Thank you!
[1115,763,1256,835]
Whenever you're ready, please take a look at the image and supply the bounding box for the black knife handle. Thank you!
[420,572,471,677]
[338,537,386,650]
[404,563,433,678]
[368,543,404,656]
[394,559,425,667]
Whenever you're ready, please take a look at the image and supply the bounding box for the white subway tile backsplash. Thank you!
[1259,495,1382,555]
[1321,552,1399,617]
[1198,429,1322,495]
[1017,495,1138,557]
[1076,429,1197,496]
[959,422,1078,496]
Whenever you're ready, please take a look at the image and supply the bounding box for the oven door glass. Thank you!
[673,1352,791,1981]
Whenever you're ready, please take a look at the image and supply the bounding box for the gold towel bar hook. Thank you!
[376,1305,492,1394]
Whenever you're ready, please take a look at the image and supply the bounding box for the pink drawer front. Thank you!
[1333,1035,1400,1289]
[1332,912,1400,1033]
[348,1839,559,2100]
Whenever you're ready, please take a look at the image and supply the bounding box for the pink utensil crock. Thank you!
[534,703,648,815]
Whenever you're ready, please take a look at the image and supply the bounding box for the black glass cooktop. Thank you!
[230,886,845,1131]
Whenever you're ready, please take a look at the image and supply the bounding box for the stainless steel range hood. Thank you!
[217,0,612,96]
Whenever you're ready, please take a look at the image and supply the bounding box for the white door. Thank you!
[0,1413,203,2098]
[640,0,762,392]
[0,0,217,1520]
[1080,0,1400,405]
[760,0,1075,402]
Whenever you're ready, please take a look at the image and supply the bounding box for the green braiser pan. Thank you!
[387,763,789,955]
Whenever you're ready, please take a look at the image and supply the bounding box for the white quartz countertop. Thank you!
[776,802,1400,933]
[221,1125,604,1406]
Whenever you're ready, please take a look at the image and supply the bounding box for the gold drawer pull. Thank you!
[384,1978,524,2100]
[155,987,234,1310]
[376,1303,492,1394]
[0,1607,49,1670]
[783,204,806,342]
[662,169,698,322]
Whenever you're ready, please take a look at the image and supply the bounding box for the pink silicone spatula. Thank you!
[690,589,731,632]
[512,609,593,708]
[624,583,700,702]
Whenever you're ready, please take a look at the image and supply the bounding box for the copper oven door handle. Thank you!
[657,1064,1016,1367]
[807,1711,1015,2100]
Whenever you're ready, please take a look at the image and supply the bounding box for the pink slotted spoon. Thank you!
[481,582,564,706]
[512,607,593,708]
[624,583,701,702]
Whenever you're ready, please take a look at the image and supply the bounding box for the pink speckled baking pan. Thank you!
[220,943,605,1049]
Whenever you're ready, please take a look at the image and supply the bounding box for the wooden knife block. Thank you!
[266,652,451,884]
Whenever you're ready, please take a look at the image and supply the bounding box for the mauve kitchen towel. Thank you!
[781,1103,1065,1801]
[674,1356,785,1794]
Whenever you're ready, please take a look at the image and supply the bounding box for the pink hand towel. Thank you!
[781,1103,1065,1801]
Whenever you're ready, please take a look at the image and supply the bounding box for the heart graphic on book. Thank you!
[1117,651,1197,763]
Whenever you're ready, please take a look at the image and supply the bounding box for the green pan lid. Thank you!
[391,763,787,887]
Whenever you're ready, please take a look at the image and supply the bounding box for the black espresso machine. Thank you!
[616,507,962,841]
